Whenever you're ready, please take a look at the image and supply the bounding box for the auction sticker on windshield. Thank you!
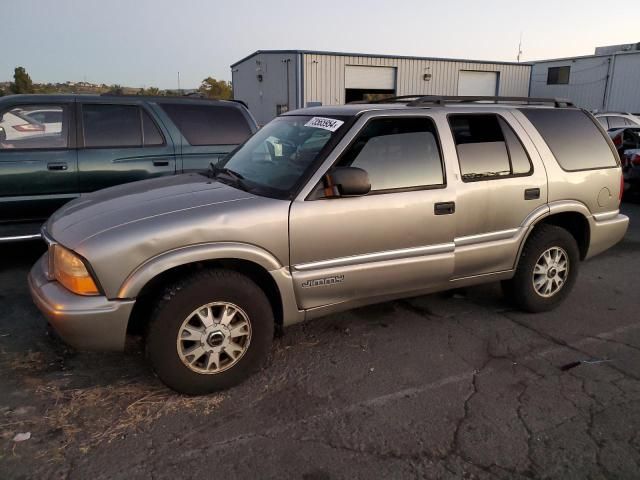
[304,117,344,132]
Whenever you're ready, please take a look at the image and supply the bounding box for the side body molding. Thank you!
[118,242,284,299]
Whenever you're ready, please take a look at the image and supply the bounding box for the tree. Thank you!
[139,86,161,96]
[0,87,4,97]
[108,84,124,95]
[10,67,34,94]
[198,76,232,100]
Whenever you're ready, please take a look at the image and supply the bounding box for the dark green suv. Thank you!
[0,94,257,241]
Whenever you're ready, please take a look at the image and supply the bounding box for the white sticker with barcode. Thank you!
[304,117,344,132]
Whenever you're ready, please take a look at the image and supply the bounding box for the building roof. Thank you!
[531,48,640,64]
[230,49,531,68]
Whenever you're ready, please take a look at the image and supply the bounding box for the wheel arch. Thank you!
[520,202,591,261]
[121,243,289,335]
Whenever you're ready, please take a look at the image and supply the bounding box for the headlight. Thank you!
[52,245,100,296]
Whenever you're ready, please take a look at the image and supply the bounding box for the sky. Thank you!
[2,0,638,89]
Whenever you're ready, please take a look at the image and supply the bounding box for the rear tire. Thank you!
[502,225,580,313]
[146,269,274,395]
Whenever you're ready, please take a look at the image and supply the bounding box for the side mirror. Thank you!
[324,167,371,197]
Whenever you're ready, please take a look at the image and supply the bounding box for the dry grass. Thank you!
[1,350,224,460]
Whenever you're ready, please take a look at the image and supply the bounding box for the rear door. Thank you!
[77,102,176,192]
[0,102,78,223]
[158,101,255,172]
[446,111,547,278]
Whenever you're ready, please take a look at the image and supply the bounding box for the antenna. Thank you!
[517,32,523,63]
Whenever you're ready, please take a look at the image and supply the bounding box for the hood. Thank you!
[47,173,254,249]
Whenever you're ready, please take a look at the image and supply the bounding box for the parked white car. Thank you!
[595,112,640,129]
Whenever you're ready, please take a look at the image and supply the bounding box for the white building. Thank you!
[231,50,532,125]
[530,43,640,113]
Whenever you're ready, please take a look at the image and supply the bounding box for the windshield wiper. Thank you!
[209,162,248,189]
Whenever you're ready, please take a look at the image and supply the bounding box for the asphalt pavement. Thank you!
[1,201,639,479]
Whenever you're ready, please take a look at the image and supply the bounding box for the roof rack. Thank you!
[365,95,574,108]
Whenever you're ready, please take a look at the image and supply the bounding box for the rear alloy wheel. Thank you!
[503,225,579,313]
[146,269,274,395]
[531,247,569,298]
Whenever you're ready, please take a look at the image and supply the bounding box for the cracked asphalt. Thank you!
[1,201,639,479]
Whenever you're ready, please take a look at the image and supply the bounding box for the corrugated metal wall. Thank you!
[530,51,640,112]
[302,53,531,105]
[232,52,299,125]
[607,52,640,112]
[529,57,611,110]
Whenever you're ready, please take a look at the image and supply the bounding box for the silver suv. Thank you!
[29,96,629,394]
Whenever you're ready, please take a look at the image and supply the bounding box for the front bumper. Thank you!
[28,253,135,351]
[586,213,629,259]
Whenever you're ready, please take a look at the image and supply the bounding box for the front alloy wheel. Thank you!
[177,302,252,374]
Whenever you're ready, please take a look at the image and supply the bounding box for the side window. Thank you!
[498,118,532,175]
[520,108,618,171]
[597,117,609,129]
[336,117,444,191]
[0,104,69,150]
[449,114,532,181]
[83,104,142,148]
[141,109,164,146]
[608,116,628,129]
[160,103,252,146]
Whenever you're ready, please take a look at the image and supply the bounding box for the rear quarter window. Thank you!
[520,109,618,171]
[160,103,252,146]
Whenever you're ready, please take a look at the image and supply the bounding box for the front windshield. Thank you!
[218,115,348,196]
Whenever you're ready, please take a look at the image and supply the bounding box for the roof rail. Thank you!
[367,95,574,108]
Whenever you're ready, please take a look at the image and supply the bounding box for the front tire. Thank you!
[503,225,580,313]
[146,269,274,395]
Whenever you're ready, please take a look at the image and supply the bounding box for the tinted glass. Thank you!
[160,103,251,146]
[338,117,444,190]
[0,105,68,150]
[498,117,532,175]
[547,66,570,85]
[83,104,142,148]
[142,109,164,146]
[449,114,510,180]
[520,109,618,170]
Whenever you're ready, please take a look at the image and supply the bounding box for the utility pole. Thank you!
[517,32,523,63]
[177,71,181,95]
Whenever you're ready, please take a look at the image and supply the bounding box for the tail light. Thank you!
[620,171,624,203]
[612,133,623,148]
[13,124,45,132]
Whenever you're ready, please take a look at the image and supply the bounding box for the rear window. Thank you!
[160,103,252,146]
[520,109,618,171]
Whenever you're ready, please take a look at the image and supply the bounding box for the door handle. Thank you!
[524,188,540,200]
[434,201,455,215]
[152,159,170,167]
[47,162,68,171]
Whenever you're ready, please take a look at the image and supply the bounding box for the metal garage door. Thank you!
[458,70,499,96]
[345,66,396,89]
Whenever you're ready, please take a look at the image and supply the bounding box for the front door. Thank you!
[289,114,457,310]
[77,102,175,192]
[0,102,78,223]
